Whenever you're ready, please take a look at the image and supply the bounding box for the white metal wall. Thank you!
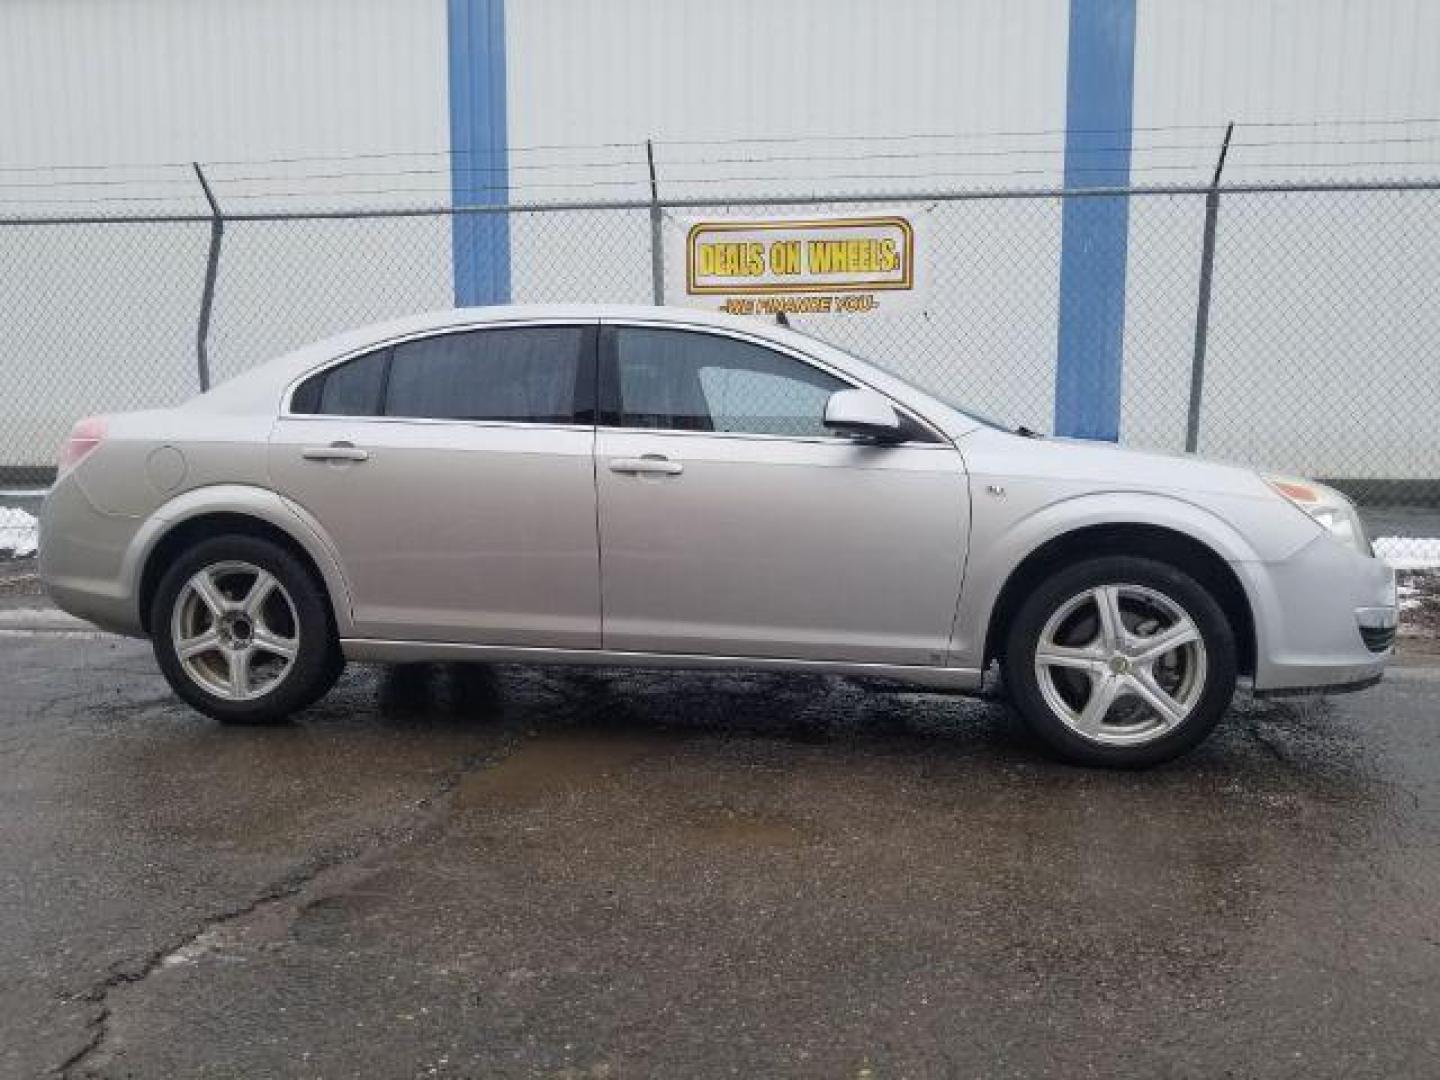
[0,0,451,207]
[1134,0,1440,184]
[1,0,1438,479]
[504,0,1072,425]
[0,0,454,464]
[506,0,1070,183]
[1122,0,1440,474]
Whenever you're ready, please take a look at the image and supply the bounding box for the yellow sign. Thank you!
[672,214,924,316]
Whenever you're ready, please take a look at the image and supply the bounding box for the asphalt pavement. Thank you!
[3,611,1440,1078]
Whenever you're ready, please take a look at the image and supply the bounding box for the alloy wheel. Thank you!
[1032,583,1208,746]
[169,560,300,701]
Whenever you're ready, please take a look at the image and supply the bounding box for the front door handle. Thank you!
[608,455,683,476]
[302,442,370,463]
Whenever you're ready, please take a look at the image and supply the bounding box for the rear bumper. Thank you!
[38,476,147,637]
[1243,533,1396,694]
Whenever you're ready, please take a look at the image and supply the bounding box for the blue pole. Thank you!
[1053,0,1137,440]
[448,0,511,306]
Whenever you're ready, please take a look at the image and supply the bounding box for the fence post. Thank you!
[192,162,224,393]
[646,139,665,305]
[1183,122,1234,453]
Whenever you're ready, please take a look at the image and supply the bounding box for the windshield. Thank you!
[786,325,1014,432]
[927,395,1012,432]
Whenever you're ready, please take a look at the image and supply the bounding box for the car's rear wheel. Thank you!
[151,535,342,724]
[1003,555,1237,767]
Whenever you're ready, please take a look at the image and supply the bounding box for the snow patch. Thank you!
[1374,536,1440,571]
[0,507,38,558]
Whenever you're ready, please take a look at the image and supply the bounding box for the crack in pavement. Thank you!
[52,726,528,1078]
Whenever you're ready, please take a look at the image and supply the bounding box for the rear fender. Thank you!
[124,484,356,636]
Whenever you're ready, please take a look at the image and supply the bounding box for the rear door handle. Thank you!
[608,455,683,476]
[302,443,370,463]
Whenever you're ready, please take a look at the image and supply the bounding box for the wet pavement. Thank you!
[2,631,1439,1079]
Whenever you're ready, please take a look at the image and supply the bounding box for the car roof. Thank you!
[277,303,866,360]
[341,302,827,346]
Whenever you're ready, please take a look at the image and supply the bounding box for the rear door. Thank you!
[267,321,601,647]
[594,323,969,665]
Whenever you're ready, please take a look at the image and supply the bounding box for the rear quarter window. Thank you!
[290,348,390,416]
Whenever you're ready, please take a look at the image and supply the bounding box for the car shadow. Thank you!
[306,660,1385,804]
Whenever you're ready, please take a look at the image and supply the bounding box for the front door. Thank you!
[268,321,601,648]
[594,324,969,666]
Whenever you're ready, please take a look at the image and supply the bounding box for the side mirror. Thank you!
[824,389,903,442]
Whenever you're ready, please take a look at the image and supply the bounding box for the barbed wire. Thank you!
[7,115,1440,175]
[6,151,1440,200]
[5,120,1440,209]
[10,161,1440,210]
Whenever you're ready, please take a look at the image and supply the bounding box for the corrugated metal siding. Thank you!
[1133,0,1440,182]
[0,0,450,187]
[0,0,456,466]
[1,0,1438,475]
[505,0,1073,199]
[1119,0,1440,472]
[506,0,1071,141]
[503,0,1073,418]
[510,0,1071,142]
[504,0,1071,188]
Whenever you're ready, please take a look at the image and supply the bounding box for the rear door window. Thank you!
[384,326,588,424]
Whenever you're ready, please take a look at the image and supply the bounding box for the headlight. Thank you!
[1264,475,1371,555]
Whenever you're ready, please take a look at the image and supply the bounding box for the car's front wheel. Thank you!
[1003,555,1238,767]
[151,534,342,724]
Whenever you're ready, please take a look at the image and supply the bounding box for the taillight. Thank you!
[57,416,107,475]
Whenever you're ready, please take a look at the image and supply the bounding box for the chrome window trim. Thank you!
[601,317,951,448]
[279,317,599,422]
[278,314,951,448]
[274,414,596,435]
[596,426,954,449]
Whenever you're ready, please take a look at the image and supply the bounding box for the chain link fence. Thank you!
[3,181,1438,553]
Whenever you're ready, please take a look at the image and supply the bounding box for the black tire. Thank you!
[1003,555,1237,768]
[151,534,343,724]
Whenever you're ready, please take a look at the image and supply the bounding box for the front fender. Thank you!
[948,489,1278,668]
[122,484,356,637]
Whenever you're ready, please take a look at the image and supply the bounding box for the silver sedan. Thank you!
[40,305,1397,766]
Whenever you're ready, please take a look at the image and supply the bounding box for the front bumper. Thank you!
[1242,532,1397,694]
